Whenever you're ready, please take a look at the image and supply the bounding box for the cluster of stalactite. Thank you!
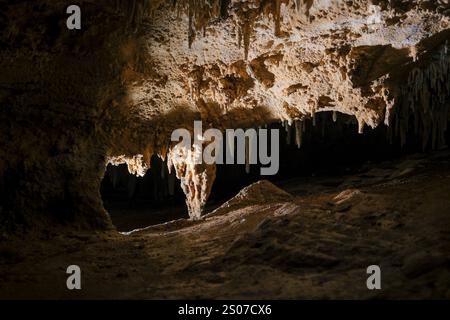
[107,154,148,177]
[223,111,347,174]
[178,0,287,56]
[181,0,231,47]
[232,0,286,59]
[114,0,156,29]
[106,141,214,220]
[388,43,450,150]
[115,0,231,38]
[104,94,447,220]
[280,111,348,148]
[116,0,298,58]
[167,142,216,220]
[105,158,177,203]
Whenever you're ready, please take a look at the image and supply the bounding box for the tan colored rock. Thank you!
[1,0,449,228]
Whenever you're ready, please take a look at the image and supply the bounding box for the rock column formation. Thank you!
[168,143,217,220]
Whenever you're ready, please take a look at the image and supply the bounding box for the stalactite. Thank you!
[321,113,326,138]
[107,155,148,177]
[295,120,303,149]
[110,166,119,188]
[143,145,153,168]
[295,0,313,19]
[173,0,228,48]
[389,43,450,150]
[358,119,365,134]
[241,20,254,60]
[161,159,166,179]
[274,0,281,36]
[284,120,289,132]
[333,111,337,123]
[167,142,216,220]
[245,135,250,174]
[159,144,168,162]
[188,0,195,47]
[127,175,137,200]
[128,0,137,26]
[286,121,292,145]
[114,0,315,54]
[116,0,153,29]
[138,0,290,58]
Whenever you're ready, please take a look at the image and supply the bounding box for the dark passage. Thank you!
[101,111,450,232]
[101,155,188,232]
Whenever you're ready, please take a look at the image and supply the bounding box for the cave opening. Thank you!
[101,155,188,232]
[101,111,450,232]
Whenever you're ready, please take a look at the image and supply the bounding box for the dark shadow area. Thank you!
[101,155,188,232]
[211,111,450,203]
[101,111,450,232]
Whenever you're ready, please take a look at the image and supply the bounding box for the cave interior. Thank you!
[1,0,450,299]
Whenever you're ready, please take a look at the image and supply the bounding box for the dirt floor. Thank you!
[1,151,450,299]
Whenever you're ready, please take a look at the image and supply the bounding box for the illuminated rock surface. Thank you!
[1,0,450,225]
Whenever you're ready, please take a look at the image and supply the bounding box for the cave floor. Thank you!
[1,151,450,299]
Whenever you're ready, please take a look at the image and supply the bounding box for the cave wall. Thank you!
[0,1,144,231]
[1,0,450,231]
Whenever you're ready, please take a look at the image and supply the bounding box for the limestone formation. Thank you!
[167,141,217,220]
[1,0,450,228]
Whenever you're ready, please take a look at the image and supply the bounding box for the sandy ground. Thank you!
[1,151,450,299]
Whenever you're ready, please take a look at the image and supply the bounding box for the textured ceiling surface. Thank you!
[1,0,449,226]
[127,0,449,132]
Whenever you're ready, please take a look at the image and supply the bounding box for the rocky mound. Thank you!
[207,180,293,217]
